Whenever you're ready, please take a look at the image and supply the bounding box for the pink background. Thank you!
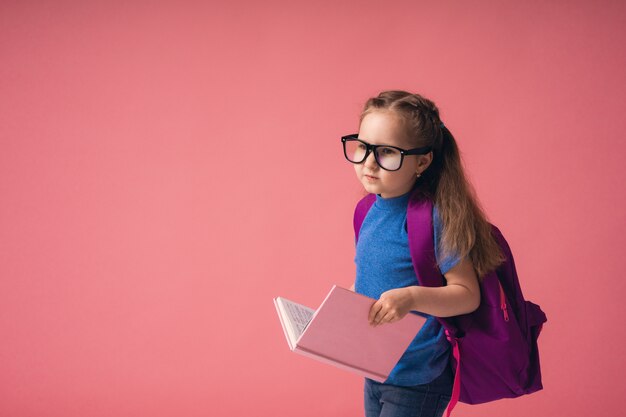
[1,1,625,416]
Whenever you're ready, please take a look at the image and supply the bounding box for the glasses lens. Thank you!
[344,139,367,163]
[375,147,402,170]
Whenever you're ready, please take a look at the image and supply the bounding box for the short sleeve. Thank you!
[433,205,462,275]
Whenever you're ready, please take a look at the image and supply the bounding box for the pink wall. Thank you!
[1,1,625,416]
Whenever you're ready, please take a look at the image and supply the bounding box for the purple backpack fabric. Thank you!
[354,191,547,416]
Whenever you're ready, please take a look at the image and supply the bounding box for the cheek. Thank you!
[400,159,419,175]
[395,165,418,182]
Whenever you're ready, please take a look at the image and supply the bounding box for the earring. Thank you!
[416,171,421,178]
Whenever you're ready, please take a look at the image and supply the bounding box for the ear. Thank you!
[418,152,434,170]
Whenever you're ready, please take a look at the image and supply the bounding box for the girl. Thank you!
[342,90,506,417]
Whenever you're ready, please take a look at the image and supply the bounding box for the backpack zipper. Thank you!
[499,281,509,322]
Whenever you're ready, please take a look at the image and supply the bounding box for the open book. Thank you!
[273,285,427,382]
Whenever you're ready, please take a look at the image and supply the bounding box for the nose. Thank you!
[363,149,379,171]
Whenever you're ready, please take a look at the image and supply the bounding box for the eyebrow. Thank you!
[356,135,409,149]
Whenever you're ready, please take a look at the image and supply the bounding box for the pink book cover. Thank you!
[274,285,427,382]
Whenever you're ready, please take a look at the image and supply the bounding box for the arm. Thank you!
[368,257,480,326]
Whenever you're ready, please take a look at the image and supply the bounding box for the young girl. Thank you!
[342,90,506,417]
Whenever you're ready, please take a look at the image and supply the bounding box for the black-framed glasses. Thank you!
[341,134,432,171]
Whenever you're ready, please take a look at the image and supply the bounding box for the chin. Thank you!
[361,181,380,194]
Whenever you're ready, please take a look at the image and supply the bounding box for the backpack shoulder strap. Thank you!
[405,196,460,321]
[406,195,444,287]
[405,195,460,331]
[353,193,376,242]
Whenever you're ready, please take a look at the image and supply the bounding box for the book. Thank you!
[273,285,427,382]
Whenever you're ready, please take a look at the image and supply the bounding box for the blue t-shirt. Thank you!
[354,190,461,386]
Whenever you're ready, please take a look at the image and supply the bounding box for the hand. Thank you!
[369,288,414,327]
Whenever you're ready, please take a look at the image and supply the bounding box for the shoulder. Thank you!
[432,204,443,230]
[354,193,377,239]
[355,193,376,211]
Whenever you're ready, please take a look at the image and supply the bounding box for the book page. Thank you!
[280,298,315,340]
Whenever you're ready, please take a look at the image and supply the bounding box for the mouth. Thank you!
[364,174,379,180]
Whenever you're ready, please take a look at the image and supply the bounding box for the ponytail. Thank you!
[433,124,506,280]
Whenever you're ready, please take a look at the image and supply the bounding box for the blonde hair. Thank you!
[359,90,506,280]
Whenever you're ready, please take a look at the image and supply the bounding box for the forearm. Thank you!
[406,285,480,317]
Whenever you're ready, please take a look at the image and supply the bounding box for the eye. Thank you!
[380,147,399,155]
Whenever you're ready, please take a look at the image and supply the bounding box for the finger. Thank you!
[386,314,399,324]
[373,307,388,326]
[371,305,384,325]
[376,312,393,326]
[382,308,402,325]
[374,308,394,326]
[369,302,382,324]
